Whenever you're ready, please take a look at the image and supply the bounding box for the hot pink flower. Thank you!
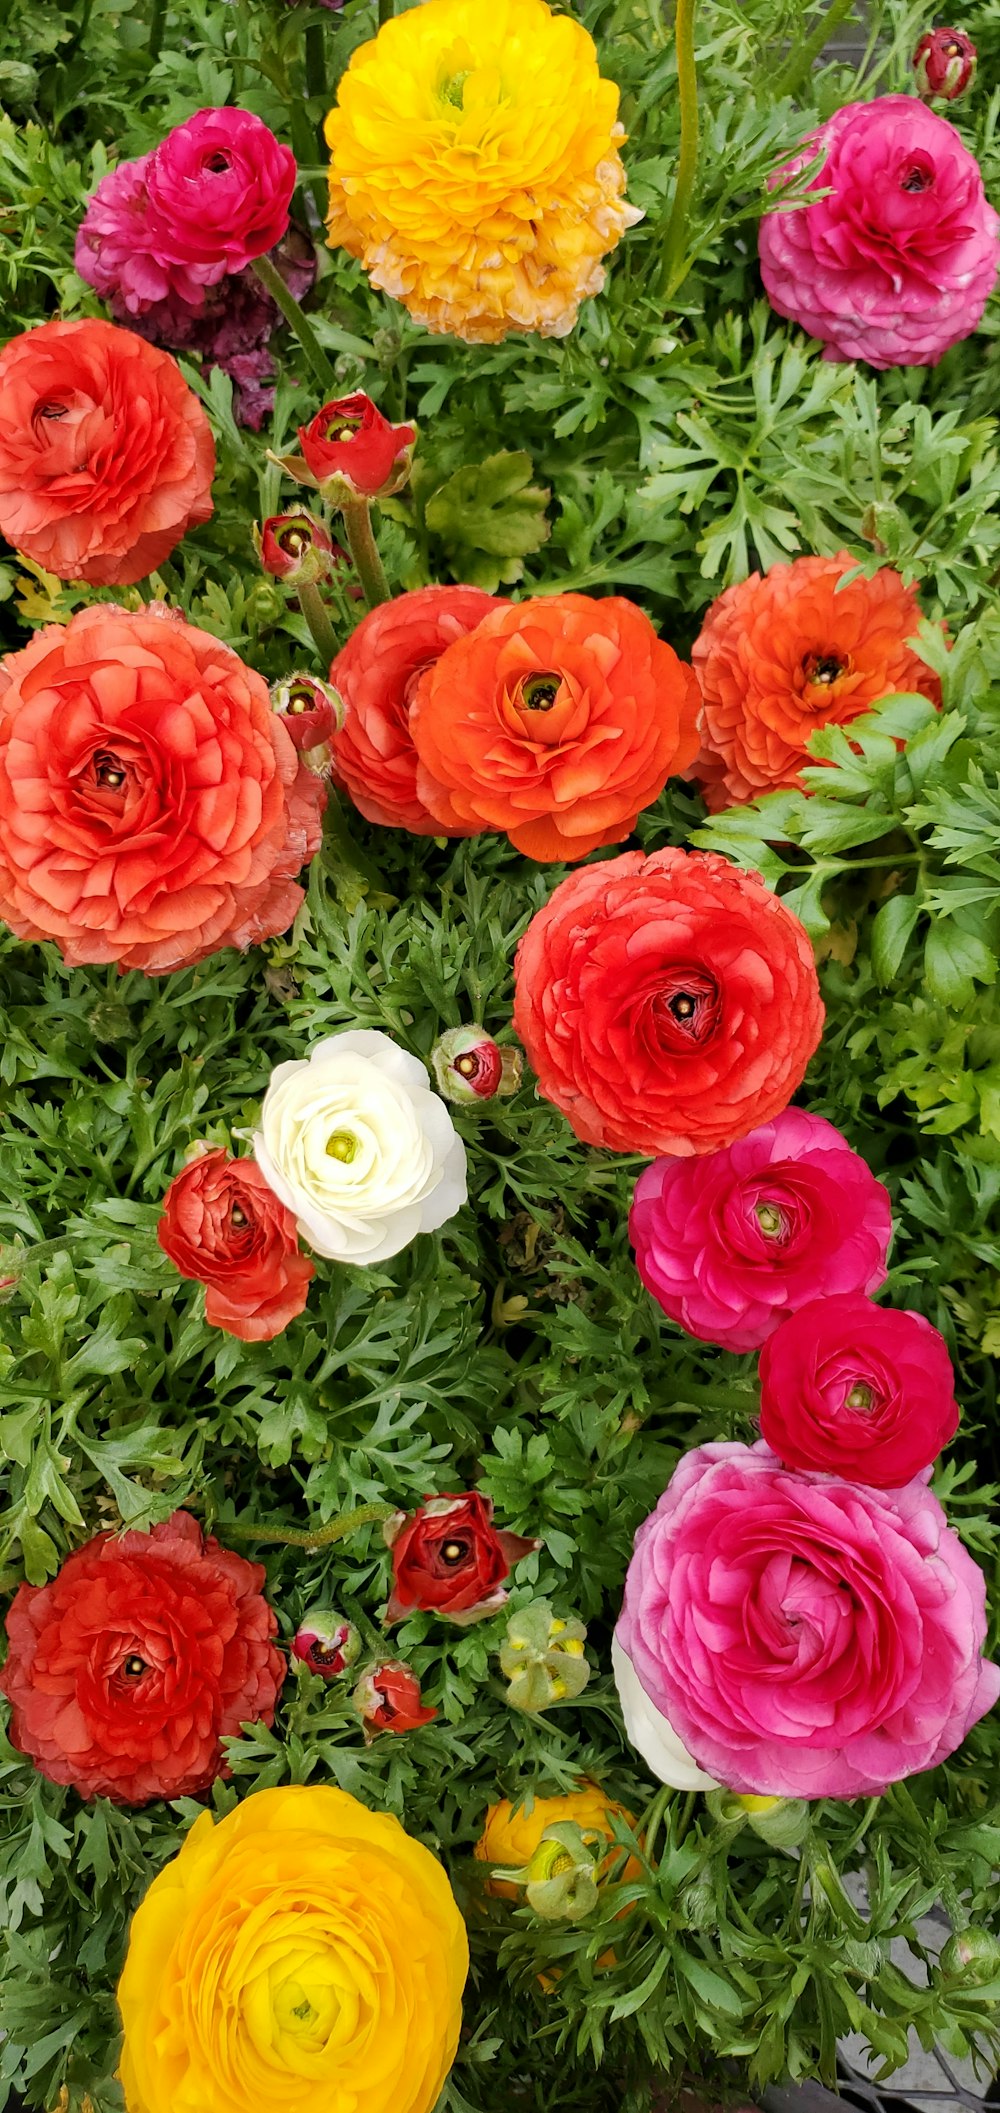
[758,1293,960,1488]
[629,1109,892,1352]
[615,1441,1000,1799]
[759,95,1000,368]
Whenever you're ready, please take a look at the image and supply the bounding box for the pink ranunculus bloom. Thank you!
[615,1441,1000,1799]
[628,1108,892,1353]
[75,154,213,315]
[143,107,296,283]
[758,94,1000,369]
[759,1292,960,1488]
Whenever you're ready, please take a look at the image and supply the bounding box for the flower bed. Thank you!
[0,1,999,2109]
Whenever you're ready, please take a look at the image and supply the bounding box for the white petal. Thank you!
[611,1637,720,1791]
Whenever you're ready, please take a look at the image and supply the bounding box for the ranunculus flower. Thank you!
[117,1785,467,2113]
[291,1610,361,1677]
[252,1028,467,1264]
[611,1639,719,1791]
[411,592,701,863]
[914,27,977,100]
[269,673,344,757]
[384,1492,539,1626]
[758,1292,960,1487]
[0,319,214,586]
[353,1660,438,1738]
[513,848,824,1156]
[431,1025,523,1104]
[145,106,296,283]
[329,584,503,831]
[692,554,942,809]
[759,95,1000,369]
[0,1511,284,1804]
[157,1147,314,1342]
[259,510,334,583]
[476,1783,640,1899]
[615,1442,1000,1798]
[297,392,416,499]
[0,605,325,974]
[629,1109,892,1352]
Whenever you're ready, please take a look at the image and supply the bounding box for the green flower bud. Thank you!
[500,1599,591,1713]
[939,1927,1000,1985]
[524,1823,600,1921]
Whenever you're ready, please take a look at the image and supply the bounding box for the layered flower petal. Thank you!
[158,1148,314,1341]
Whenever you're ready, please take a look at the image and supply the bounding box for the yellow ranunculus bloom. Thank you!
[324,0,642,345]
[476,1782,640,1898]
[118,1785,468,2113]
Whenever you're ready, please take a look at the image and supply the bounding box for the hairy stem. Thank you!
[774,0,857,99]
[210,1502,394,1551]
[297,579,339,668]
[340,497,391,608]
[251,253,337,394]
[660,0,700,301]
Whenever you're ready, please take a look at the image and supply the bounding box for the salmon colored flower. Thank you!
[0,605,325,974]
[411,593,701,862]
[297,393,416,499]
[0,319,214,586]
[329,584,503,831]
[117,1784,467,2113]
[324,0,641,343]
[157,1148,314,1341]
[692,555,942,809]
[476,1784,639,1899]
[353,1660,438,1738]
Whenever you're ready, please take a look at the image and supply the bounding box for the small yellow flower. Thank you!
[117,1785,468,2113]
[324,0,642,344]
[476,1783,639,1898]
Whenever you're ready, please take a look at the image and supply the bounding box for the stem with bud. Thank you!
[660,0,700,301]
[207,1501,394,1552]
[340,496,391,608]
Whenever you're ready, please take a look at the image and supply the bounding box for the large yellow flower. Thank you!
[118,1785,468,2113]
[324,0,642,344]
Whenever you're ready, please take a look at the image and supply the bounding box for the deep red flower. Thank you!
[384,1493,539,1626]
[157,1148,314,1341]
[513,848,824,1156]
[270,672,343,754]
[297,393,415,498]
[0,1512,284,1804]
[353,1660,437,1738]
[758,1293,960,1488]
[259,510,334,583]
[291,1611,361,1678]
[914,27,976,100]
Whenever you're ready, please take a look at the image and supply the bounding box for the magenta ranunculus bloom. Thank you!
[628,1108,892,1353]
[759,94,1000,369]
[759,1293,960,1488]
[615,1441,1000,1799]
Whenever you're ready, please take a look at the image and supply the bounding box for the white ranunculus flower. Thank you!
[253,1029,468,1265]
[611,1636,720,1792]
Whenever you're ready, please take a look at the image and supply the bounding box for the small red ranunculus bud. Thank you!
[258,510,334,582]
[297,392,416,501]
[352,1660,437,1740]
[291,1610,361,1677]
[384,1492,540,1627]
[270,672,345,752]
[913,27,976,99]
[157,1147,313,1341]
[430,1027,524,1106]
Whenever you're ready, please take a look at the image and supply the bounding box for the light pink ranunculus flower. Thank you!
[615,1441,1000,1800]
[628,1108,892,1353]
[75,155,211,315]
[759,94,1000,368]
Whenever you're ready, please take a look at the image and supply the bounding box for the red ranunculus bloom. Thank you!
[0,318,215,587]
[298,392,416,498]
[0,1511,284,1804]
[329,585,504,831]
[384,1493,539,1626]
[914,27,976,100]
[513,848,824,1156]
[158,1148,314,1341]
[259,510,334,583]
[758,1293,960,1488]
[353,1660,437,1739]
[0,604,325,974]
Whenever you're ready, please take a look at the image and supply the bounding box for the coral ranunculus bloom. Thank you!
[324,0,641,343]
[157,1148,314,1341]
[0,319,214,586]
[329,585,504,832]
[513,848,823,1156]
[411,593,701,862]
[692,554,942,809]
[0,605,325,974]
[117,1784,468,2113]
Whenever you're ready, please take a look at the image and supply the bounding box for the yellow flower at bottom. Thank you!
[476,1782,639,1899]
[324,0,642,344]
[118,1785,468,2113]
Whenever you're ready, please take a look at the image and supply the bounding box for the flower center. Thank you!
[653,967,722,1049]
[846,1382,875,1411]
[309,1638,343,1667]
[204,151,231,173]
[442,70,470,107]
[439,1538,470,1566]
[519,672,561,713]
[326,1130,359,1163]
[804,652,845,686]
[37,400,69,421]
[455,1054,479,1078]
[93,749,127,791]
[754,1201,787,1238]
[231,1204,248,1228]
[326,414,362,444]
[900,158,934,193]
[123,1654,147,1679]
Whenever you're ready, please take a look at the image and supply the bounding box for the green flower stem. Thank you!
[660,0,700,302]
[251,254,337,395]
[378,0,395,23]
[640,1785,673,1868]
[305,19,326,103]
[147,0,167,63]
[773,0,857,100]
[340,497,391,608]
[297,578,339,669]
[211,1502,394,1552]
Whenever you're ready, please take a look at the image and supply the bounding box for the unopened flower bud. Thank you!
[939,1927,1000,1985]
[291,1609,361,1678]
[742,1796,810,1848]
[913,27,976,100]
[296,393,416,503]
[257,510,334,584]
[270,672,344,757]
[524,1823,600,1921]
[500,1599,591,1713]
[352,1659,437,1741]
[431,1027,523,1105]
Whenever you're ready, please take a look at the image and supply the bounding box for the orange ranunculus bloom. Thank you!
[691,553,942,810]
[409,592,701,863]
[0,318,214,586]
[118,1784,468,2113]
[475,1782,640,1899]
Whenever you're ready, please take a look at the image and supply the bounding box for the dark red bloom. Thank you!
[270,673,343,753]
[157,1148,314,1341]
[297,393,415,498]
[0,1511,285,1804]
[259,510,333,583]
[384,1493,539,1626]
[291,1610,361,1678]
[353,1660,437,1739]
[759,1293,960,1488]
[914,27,976,99]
